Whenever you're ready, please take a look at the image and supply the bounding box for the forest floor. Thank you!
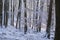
[0,25,54,40]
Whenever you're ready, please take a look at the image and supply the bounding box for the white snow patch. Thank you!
[0,26,53,40]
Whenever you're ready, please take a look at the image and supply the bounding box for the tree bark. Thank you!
[0,0,2,27]
[54,0,60,40]
[2,0,5,26]
[4,0,9,28]
[16,12,21,29]
[46,0,53,39]
[11,0,14,26]
[24,0,27,34]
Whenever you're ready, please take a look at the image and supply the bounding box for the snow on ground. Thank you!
[0,26,53,40]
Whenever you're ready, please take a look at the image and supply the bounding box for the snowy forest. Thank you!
[0,0,57,40]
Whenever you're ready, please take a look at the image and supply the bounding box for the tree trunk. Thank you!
[50,0,55,38]
[24,0,27,34]
[11,0,14,26]
[16,12,21,29]
[36,0,41,32]
[46,0,53,39]
[33,0,37,31]
[18,0,21,29]
[8,0,11,26]
[54,0,60,40]
[16,13,19,29]
[2,0,5,26]
[0,0,2,27]
[4,0,9,28]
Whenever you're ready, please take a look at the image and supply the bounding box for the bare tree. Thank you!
[4,0,9,28]
[26,0,32,30]
[50,0,55,39]
[0,0,2,27]
[37,0,42,32]
[46,0,53,39]
[16,0,21,29]
[24,0,27,34]
[2,0,5,26]
[11,0,14,26]
[8,0,12,26]
[33,0,37,31]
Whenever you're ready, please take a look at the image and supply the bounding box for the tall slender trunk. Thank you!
[4,0,9,28]
[18,0,21,29]
[16,0,21,29]
[2,0,5,26]
[9,0,11,25]
[24,0,27,34]
[26,0,31,30]
[13,0,19,27]
[0,0,2,27]
[36,0,39,32]
[11,0,14,26]
[46,0,53,39]
[33,0,37,31]
[36,0,41,32]
[20,0,25,32]
[50,0,55,38]
[31,0,34,29]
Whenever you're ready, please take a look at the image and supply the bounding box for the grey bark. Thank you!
[24,0,27,34]
[11,0,14,26]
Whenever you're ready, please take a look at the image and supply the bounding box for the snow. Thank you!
[0,26,54,40]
